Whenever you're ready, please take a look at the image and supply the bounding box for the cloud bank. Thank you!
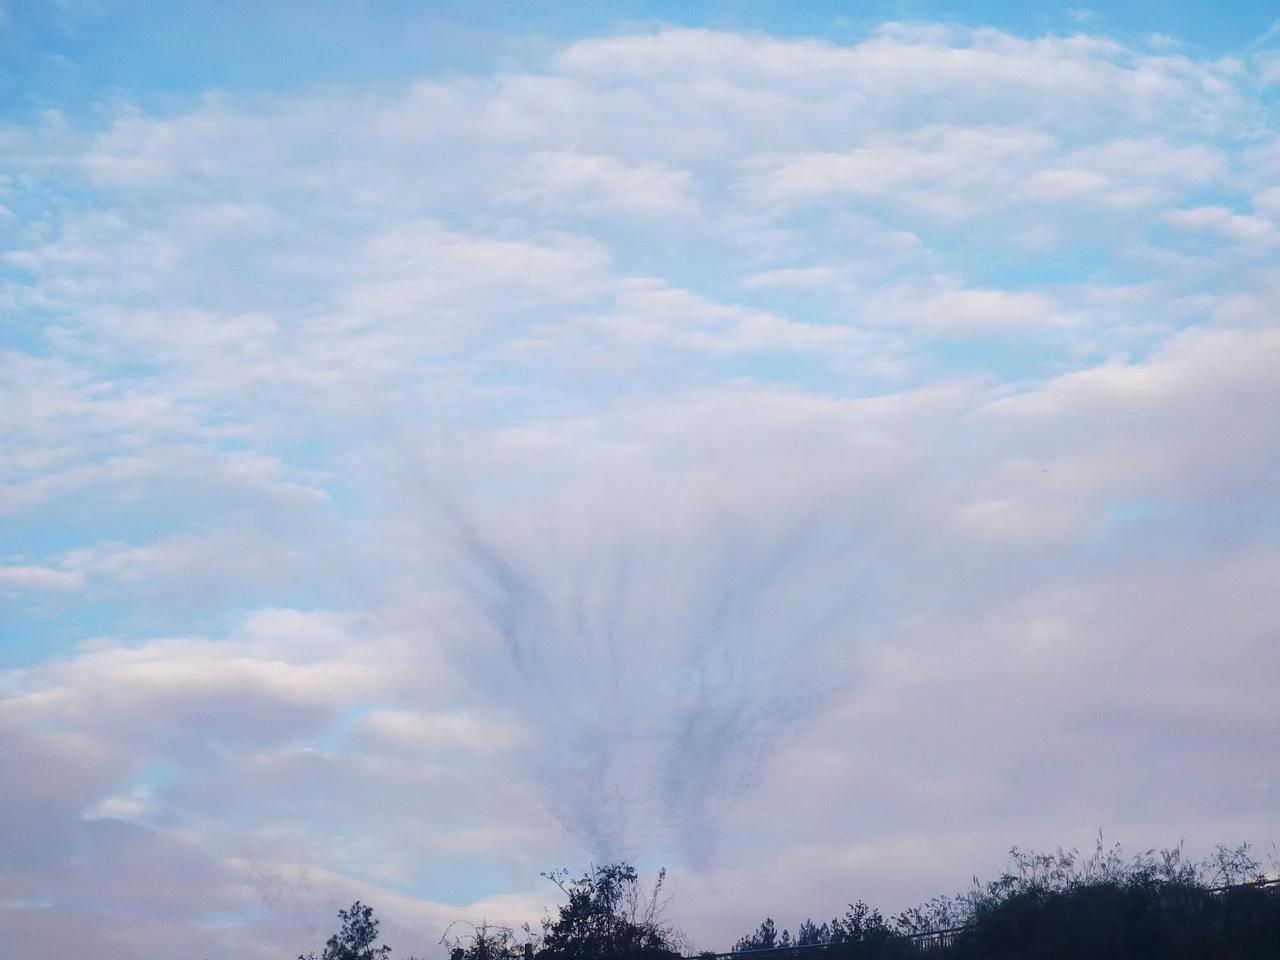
[2,16,1279,959]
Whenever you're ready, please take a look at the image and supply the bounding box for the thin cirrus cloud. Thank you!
[2,11,1280,960]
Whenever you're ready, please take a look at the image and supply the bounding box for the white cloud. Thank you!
[1253,184,1280,216]
[741,127,1057,218]
[740,265,841,290]
[1166,205,1279,245]
[354,709,531,754]
[1261,53,1280,86]
[502,151,698,216]
[0,565,83,591]
[583,278,863,353]
[867,286,1075,334]
[552,25,1239,137]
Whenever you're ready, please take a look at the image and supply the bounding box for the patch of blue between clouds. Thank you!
[4,2,1274,123]
[129,759,183,793]
[0,598,129,669]
[399,858,528,908]
[306,703,380,756]
[931,338,1078,382]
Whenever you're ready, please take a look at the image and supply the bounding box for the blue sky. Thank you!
[4,1,1277,120]
[3,3,1280,959]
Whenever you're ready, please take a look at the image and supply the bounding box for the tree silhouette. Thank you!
[300,901,393,960]
[295,843,1279,960]
[537,863,683,960]
[733,918,778,952]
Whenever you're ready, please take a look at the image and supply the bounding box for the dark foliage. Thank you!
[300,901,393,960]
[733,918,778,952]
[301,842,1279,960]
[537,863,684,960]
[728,839,1280,960]
[442,921,527,960]
[944,841,1280,960]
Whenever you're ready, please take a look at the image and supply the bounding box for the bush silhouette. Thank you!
[729,839,1279,960]
[537,863,683,960]
[302,842,1278,960]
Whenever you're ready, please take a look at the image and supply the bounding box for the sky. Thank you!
[3,1,1280,957]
